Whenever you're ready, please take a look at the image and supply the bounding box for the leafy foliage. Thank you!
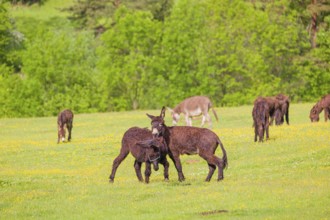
[1,0,330,117]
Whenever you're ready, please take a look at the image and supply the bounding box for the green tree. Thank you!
[21,27,99,116]
[97,6,161,110]
[0,3,22,71]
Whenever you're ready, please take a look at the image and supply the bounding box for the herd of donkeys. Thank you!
[56,93,330,183]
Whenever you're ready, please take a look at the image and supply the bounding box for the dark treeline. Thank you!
[0,0,329,117]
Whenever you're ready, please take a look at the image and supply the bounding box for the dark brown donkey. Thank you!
[147,107,227,182]
[57,109,74,144]
[252,98,270,142]
[275,94,290,125]
[310,94,330,122]
[109,127,169,183]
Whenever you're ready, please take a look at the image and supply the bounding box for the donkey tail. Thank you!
[209,102,219,122]
[285,102,290,125]
[212,108,219,122]
[217,138,228,169]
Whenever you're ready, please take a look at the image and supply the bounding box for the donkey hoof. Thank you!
[178,178,185,182]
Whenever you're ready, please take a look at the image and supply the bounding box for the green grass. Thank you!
[0,104,329,219]
[9,0,75,20]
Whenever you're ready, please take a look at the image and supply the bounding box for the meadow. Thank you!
[0,104,329,219]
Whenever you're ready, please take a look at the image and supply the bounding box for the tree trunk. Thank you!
[310,0,318,48]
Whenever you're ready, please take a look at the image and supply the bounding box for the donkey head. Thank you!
[146,106,166,137]
[166,107,180,125]
[309,104,320,122]
[137,138,164,171]
[58,124,66,143]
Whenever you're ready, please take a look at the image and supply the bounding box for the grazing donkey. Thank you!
[109,127,169,183]
[275,94,290,125]
[57,109,74,144]
[147,107,227,182]
[167,96,218,127]
[262,96,279,125]
[310,94,330,122]
[252,98,270,142]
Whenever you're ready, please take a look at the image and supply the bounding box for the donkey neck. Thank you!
[314,103,323,113]
[173,105,183,114]
[160,125,171,147]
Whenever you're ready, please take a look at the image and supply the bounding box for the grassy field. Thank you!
[0,104,329,219]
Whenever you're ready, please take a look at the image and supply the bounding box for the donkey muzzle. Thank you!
[152,128,159,136]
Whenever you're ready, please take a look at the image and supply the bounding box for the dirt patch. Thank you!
[199,210,228,216]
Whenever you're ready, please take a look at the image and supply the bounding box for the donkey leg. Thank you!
[57,127,61,144]
[217,156,225,181]
[254,125,258,142]
[161,158,170,181]
[134,160,144,182]
[144,162,152,184]
[207,114,212,129]
[185,115,190,126]
[169,153,185,182]
[201,113,212,128]
[266,121,270,140]
[109,151,129,183]
[200,153,223,181]
[208,155,224,181]
[201,115,206,127]
[205,163,216,182]
[67,123,73,142]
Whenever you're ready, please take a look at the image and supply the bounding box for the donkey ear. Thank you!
[137,139,152,148]
[146,113,155,120]
[137,139,159,148]
[160,106,166,119]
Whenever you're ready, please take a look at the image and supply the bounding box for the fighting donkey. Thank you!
[167,96,218,128]
[109,127,169,183]
[147,107,227,182]
[57,109,74,144]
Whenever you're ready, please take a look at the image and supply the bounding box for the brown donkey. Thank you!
[109,127,169,183]
[310,94,330,122]
[57,109,74,144]
[252,98,270,142]
[147,107,227,182]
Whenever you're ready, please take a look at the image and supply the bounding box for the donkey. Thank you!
[109,127,169,183]
[310,94,330,122]
[57,109,74,144]
[258,95,289,126]
[275,94,290,125]
[252,98,270,142]
[167,96,218,128]
[262,96,280,125]
[147,107,227,182]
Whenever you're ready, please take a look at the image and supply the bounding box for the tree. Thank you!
[0,3,21,71]
[97,6,161,110]
[21,27,99,116]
